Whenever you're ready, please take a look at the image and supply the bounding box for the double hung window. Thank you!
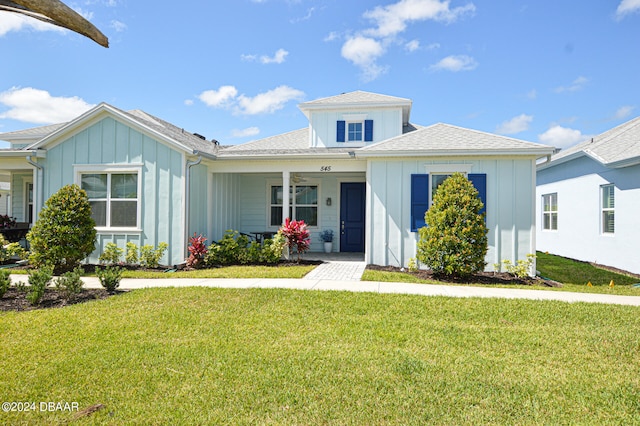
[270,185,318,227]
[81,172,139,228]
[601,184,614,234]
[542,193,558,230]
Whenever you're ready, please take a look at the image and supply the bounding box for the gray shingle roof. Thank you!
[299,91,411,107]
[358,123,553,155]
[549,116,640,167]
[219,128,354,157]
[0,104,219,156]
[0,123,67,142]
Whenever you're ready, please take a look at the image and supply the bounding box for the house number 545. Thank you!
[320,166,332,172]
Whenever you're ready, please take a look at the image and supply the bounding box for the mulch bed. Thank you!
[0,287,125,312]
[366,264,562,287]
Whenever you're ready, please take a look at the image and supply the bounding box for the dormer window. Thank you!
[348,122,363,141]
[337,119,374,143]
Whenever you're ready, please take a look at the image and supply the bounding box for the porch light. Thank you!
[326,197,332,206]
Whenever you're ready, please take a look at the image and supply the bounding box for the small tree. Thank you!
[27,184,97,274]
[417,173,488,278]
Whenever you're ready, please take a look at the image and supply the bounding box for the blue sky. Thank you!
[0,0,639,150]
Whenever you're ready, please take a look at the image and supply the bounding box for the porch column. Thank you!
[282,170,290,225]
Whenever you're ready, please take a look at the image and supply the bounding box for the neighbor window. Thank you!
[81,172,139,228]
[270,185,318,227]
[601,184,614,234]
[542,193,558,230]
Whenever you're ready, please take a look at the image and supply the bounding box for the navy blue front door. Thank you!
[340,182,365,252]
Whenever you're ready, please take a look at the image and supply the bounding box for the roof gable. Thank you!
[21,103,218,157]
[358,123,553,156]
[547,116,640,168]
[299,90,412,125]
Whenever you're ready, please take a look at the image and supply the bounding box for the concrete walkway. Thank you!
[303,252,367,281]
[14,275,637,306]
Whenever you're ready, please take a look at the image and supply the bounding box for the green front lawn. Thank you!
[121,264,316,279]
[1,287,639,424]
[363,252,640,296]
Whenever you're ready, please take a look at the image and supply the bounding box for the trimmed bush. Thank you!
[27,184,97,274]
[26,266,53,305]
[139,242,169,268]
[125,242,139,265]
[99,242,123,265]
[205,230,285,266]
[97,265,123,292]
[417,173,488,278]
[54,266,85,299]
[0,269,10,297]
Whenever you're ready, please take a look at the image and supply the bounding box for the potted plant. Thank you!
[320,229,334,253]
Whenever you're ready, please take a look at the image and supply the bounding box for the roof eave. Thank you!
[216,152,355,161]
[357,148,555,158]
[0,149,46,158]
[27,103,198,155]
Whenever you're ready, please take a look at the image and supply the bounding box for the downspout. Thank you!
[185,155,202,259]
[26,155,44,222]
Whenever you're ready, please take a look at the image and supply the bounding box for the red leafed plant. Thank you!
[186,233,208,268]
[279,218,310,262]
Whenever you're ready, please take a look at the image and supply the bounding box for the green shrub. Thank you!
[26,266,53,305]
[125,242,139,265]
[0,269,10,297]
[55,266,84,299]
[261,232,286,264]
[139,242,169,268]
[0,235,27,263]
[27,184,97,274]
[417,173,488,278]
[501,254,536,278]
[14,280,27,293]
[99,242,123,265]
[205,230,284,266]
[97,265,123,292]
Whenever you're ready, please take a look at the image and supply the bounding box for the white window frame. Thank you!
[601,184,615,234]
[347,121,364,142]
[542,193,558,231]
[75,164,143,233]
[424,164,473,205]
[267,180,320,229]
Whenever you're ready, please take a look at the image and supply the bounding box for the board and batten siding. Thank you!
[39,117,186,265]
[366,157,537,269]
[309,108,403,148]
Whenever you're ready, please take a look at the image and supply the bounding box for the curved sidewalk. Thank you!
[54,276,640,306]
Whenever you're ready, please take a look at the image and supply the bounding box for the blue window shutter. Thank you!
[468,173,487,217]
[336,120,345,142]
[364,120,373,141]
[411,174,429,232]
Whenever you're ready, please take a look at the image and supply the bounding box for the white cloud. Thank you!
[496,114,533,135]
[425,42,441,50]
[363,0,476,38]
[538,125,587,148]
[429,54,478,72]
[616,0,640,19]
[555,76,588,93]
[613,105,636,120]
[198,86,238,108]
[0,13,66,36]
[261,48,289,64]
[184,99,194,106]
[341,36,387,81]
[340,0,475,81]
[236,85,305,115]
[324,31,340,42]
[526,89,537,100]
[405,39,420,52]
[110,20,127,32]
[231,127,260,138]
[0,87,94,124]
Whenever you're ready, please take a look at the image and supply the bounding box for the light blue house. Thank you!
[0,91,554,269]
[537,116,640,274]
